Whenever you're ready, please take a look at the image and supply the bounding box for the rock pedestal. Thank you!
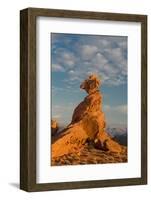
[52,74,122,158]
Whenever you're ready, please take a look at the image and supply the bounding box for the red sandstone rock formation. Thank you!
[52,75,122,158]
[51,119,59,135]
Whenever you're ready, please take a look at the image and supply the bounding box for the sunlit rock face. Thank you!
[51,119,59,135]
[52,74,123,160]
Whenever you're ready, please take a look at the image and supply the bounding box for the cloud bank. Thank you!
[51,33,127,127]
[51,33,127,87]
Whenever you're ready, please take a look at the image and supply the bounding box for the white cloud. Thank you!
[69,76,81,81]
[68,70,75,75]
[52,114,61,119]
[104,104,127,114]
[52,64,65,72]
[52,103,76,125]
[67,70,82,82]
[52,34,127,87]
[116,105,127,114]
[62,52,75,67]
[91,52,108,68]
[103,104,127,126]
[54,49,76,69]
[98,39,111,48]
[52,86,68,96]
[118,40,127,49]
[51,34,127,126]
[104,48,123,64]
[103,105,111,111]
[80,45,98,60]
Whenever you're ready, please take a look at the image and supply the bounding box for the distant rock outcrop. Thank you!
[52,75,123,159]
[51,119,59,135]
[106,127,127,146]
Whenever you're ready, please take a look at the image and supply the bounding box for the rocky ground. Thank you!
[51,143,127,166]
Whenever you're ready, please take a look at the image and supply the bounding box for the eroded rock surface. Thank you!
[51,75,125,161]
[51,119,59,135]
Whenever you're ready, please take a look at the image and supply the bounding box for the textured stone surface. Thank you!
[51,75,125,163]
[52,144,127,166]
[51,119,59,135]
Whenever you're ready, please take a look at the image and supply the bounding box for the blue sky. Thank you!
[51,33,127,128]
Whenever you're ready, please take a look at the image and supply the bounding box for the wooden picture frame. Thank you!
[20,7,147,192]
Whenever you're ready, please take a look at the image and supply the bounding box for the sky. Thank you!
[51,33,127,128]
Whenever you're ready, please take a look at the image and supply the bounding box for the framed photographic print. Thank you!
[20,8,147,192]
